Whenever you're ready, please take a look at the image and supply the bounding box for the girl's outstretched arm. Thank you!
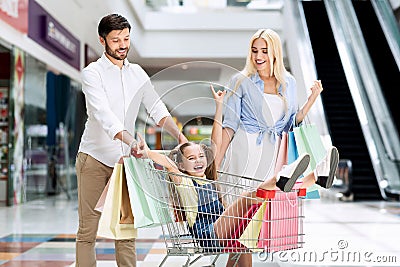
[210,85,226,161]
[136,133,182,183]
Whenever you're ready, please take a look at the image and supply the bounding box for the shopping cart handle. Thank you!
[256,188,276,199]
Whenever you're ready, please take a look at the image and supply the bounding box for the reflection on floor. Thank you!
[0,192,400,266]
[0,234,167,266]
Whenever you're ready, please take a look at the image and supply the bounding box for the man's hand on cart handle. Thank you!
[136,133,149,159]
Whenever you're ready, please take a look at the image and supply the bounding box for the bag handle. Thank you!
[285,192,298,208]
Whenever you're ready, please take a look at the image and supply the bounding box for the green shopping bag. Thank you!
[293,124,327,173]
[123,156,172,228]
[293,124,327,198]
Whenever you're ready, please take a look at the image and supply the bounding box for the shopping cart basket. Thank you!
[134,157,306,267]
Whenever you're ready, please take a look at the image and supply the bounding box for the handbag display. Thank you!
[96,163,137,240]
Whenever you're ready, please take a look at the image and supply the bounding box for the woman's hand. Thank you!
[296,80,324,125]
[309,80,323,102]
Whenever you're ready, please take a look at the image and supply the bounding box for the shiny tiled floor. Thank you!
[0,191,400,266]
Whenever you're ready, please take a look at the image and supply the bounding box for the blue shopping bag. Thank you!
[287,131,298,165]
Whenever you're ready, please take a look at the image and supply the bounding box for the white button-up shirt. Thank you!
[78,53,170,167]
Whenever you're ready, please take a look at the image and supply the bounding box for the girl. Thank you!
[136,85,338,266]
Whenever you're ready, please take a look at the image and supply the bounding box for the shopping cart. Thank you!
[137,158,306,267]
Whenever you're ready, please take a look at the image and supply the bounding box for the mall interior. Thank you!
[0,0,400,266]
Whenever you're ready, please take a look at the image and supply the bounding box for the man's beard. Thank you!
[105,42,129,61]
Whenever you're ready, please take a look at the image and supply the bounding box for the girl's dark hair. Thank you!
[98,14,131,39]
[168,142,217,181]
[168,142,226,210]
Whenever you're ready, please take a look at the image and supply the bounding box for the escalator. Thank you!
[352,0,399,136]
[301,1,383,200]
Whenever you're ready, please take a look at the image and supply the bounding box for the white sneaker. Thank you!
[277,153,310,192]
[315,146,339,189]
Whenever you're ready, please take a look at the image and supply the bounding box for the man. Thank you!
[75,13,187,267]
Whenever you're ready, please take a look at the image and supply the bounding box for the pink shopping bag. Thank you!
[94,179,111,213]
[257,183,302,252]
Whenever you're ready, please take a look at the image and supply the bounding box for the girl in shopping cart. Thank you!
[136,85,338,267]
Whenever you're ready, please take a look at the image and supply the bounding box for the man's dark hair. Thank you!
[98,14,131,39]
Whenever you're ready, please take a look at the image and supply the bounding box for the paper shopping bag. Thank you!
[257,191,299,252]
[123,157,172,228]
[274,132,288,176]
[223,203,262,252]
[287,130,298,165]
[288,131,320,198]
[94,179,110,213]
[293,125,324,199]
[238,201,267,250]
[293,124,327,173]
[97,163,137,240]
[301,124,327,169]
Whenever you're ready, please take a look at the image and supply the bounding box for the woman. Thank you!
[213,28,339,266]
[216,28,327,189]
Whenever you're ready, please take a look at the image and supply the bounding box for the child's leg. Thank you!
[255,153,312,192]
[226,253,252,267]
[213,190,258,242]
[299,172,316,189]
[300,146,339,189]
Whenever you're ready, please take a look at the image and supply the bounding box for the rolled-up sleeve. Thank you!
[223,80,243,133]
[81,68,124,139]
[285,74,300,130]
[141,79,170,125]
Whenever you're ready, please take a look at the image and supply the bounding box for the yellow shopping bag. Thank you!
[238,201,266,250]
[97,163,137,240]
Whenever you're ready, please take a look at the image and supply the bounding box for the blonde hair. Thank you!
[233,29,288,95]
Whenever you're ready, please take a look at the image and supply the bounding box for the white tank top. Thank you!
[264,93,285,124]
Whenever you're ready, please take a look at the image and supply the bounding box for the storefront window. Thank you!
[0,43,10,206]
[24,59,83,201]
[24,55,47,201]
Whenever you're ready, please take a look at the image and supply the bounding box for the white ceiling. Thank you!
[35,0,286,123]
